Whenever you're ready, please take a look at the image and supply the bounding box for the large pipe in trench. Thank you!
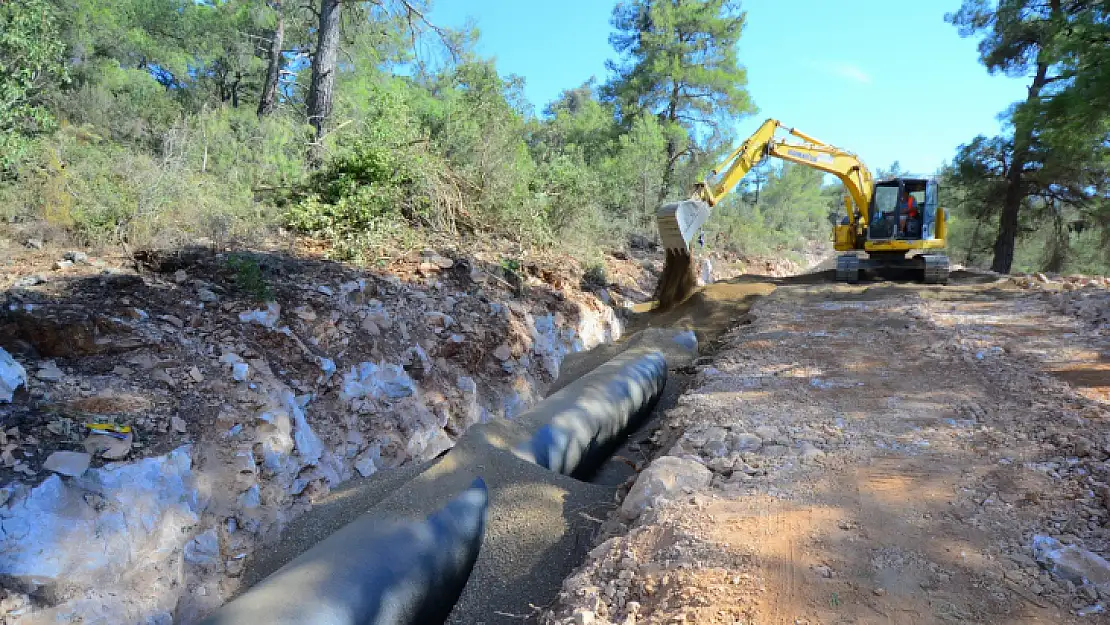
[201,345,672,624]
[515,347,669,477]
[197,478,488,625]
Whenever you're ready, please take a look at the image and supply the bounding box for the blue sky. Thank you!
[428,0,1029,175]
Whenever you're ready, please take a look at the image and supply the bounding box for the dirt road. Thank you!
[547,276,1110,624]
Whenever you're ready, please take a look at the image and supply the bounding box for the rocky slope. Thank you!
[0,236,653,624]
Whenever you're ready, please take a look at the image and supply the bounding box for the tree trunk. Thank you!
[658,81,681,202]
[306,0,341,161]
[991,0,1061,274]
[257,0,285,117]
[990,61,1049,274]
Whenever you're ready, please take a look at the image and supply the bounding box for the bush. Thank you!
[1,127,270,250]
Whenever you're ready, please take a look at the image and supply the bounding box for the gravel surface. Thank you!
[546,275,1110,625]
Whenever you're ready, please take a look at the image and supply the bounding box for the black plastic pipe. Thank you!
[515,348,668,478]
[198,478,488,625]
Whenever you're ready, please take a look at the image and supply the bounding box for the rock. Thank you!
[171,416,188,434]
[621,456,712,519]
[318,285,335,296]
[238,303,281,329]
[197,288,219,303]
[293,306,317,321]
[798,441,826,462]
[729,433,764,452]
[0,348,27,402]
[406,427,454,461]
[151,368,176,388]
[173,270,188,283]
[354,452,378,478]
[361,317,381,336]
[13,275,45,288]
[286,390,324,466]
[425,311,454,328]
[36,362,65,382]
[703,439,730,458]
[42,451,91,477]
[1033,535,1110,587]
[493,344,513,361]
[184,529,220,565]
[754,426,781,443]
[239,485,261,509]
[188,366,204,383]
[25,238,43,249]
[84,431,134,460]
[53,259,73,270]
[341,362,417,401]
[63,251,90,264]
[572,610,596,625]
[232,362,249,381]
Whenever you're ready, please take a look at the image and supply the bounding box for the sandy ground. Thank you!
[546,275,1110,624]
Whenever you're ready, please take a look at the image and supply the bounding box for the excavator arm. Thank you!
[657,118,875,253]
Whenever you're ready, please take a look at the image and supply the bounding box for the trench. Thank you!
[203,280,777,625]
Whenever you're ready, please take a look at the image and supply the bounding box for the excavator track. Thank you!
[922,254,950,284]
[835,254,860,283]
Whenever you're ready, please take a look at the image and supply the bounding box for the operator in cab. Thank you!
[899,192,920,238]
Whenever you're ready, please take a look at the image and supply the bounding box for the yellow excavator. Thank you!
[657,118,949,284]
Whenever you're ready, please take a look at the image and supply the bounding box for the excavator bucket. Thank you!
[657,199,711,253]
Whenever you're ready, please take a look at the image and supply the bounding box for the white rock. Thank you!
[0,348,27,402]
[238,484,261,509]
[1033,535,1110,587]
[36,361,65,381]
[354,452,378,478]
[730,433,764,452]
[184,529,220,565]
[285,390,323,466]
[406,428,454,461]
[0,447,197,586]
[798,441,826,462]
[232,363,250,381]
[621,456,712,520]
[238,302,280,329]
[172,416,188,434]
[43,451,91,477]
[340,362,417,401]
[197,288,219,303]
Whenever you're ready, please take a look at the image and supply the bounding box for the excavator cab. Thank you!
[868,178,931,241]
[837,176,948,284]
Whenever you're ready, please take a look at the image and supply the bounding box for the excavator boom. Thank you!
[657,118,873,253]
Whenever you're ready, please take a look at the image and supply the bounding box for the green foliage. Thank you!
[4,124,268,249]
[224,253,274,301]
[606,0,756,197]
[0,0,791,269]
[947,0,1110,273]
[0,0,67,169]
[703,163,838,257]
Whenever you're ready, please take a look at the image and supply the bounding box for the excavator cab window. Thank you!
[900,179,928,240]
[868,183,901,240]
